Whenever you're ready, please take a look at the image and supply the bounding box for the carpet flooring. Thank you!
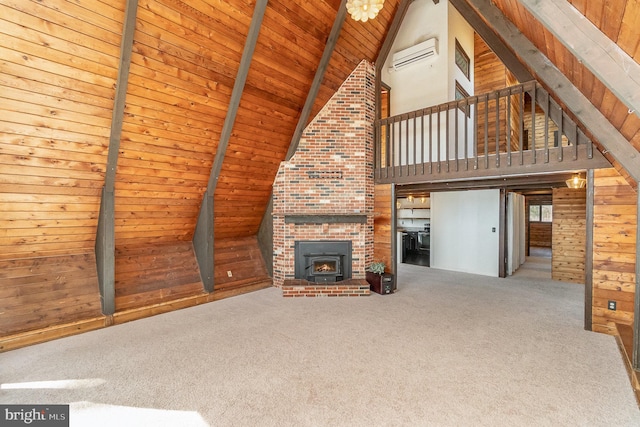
[1,264,639,426]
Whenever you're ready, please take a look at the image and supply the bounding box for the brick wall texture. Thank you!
[272,60,376,288]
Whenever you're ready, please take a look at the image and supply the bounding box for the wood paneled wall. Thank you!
[0,1,122,260]
[374,184,393,274]
[474,33,507,156]
[474,34,523,155]
[214,236,269,290]
[525,194,552,249]
[592,168,637,334]
[529,222,552,248]
[552,187,586,283]
[492,0,640,190]
[0,2,122,336]
[115,242,203,311]
[0,254,103,336]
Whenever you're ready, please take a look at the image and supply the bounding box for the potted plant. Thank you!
[366,262,395,294]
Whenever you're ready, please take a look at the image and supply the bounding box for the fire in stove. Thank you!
[305,254,343,283]
[314,261,337,272]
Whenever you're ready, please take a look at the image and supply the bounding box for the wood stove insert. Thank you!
[294,241,352,283]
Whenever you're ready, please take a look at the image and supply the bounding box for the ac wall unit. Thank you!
[391,38,438,71]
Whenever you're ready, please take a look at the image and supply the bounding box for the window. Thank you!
[454,80,470,116]
[529,204,552,222]
[455,39,470,80]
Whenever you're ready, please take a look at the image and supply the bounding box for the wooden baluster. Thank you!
[495,90,500,168]
[437,108,441,173]
[574,126,579,161]
[428,112,433,174]
[399,120,404,176]
[544,90,549,163]
[474,98,479,170]
[413,114,417,176]
[446,106,451,172]
[421,114,425,175]
[464,99,469,171]
[506,87,512,167]
[405,116,410,176]
[558,108,564,162]
[519,90,524,166]
[531,84,536,164]
[484,93,489,169]
[390,121,395,178]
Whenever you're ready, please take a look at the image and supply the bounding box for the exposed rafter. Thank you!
[449,0,532,83]
[193,0,269,292]
[519,0,640,120]
[95,0,139,316]
[286,0,348,160]
[459,0,640,183]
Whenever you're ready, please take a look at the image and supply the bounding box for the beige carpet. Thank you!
[1,264,639,426]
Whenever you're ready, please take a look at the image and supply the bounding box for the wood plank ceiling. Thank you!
[3,0,638,260]
[1,0,639,322]
[0,0,401,262]
[489,0,640,183]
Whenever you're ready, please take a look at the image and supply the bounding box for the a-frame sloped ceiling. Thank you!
[0,0,400,337]
[487,0,640,184]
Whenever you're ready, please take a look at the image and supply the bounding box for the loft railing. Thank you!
[374,81,603,183]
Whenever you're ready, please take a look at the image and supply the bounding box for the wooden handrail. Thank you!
[374,80,601,183]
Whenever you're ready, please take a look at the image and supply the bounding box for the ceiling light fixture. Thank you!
[346,0,385,22]
[566,174,586,189]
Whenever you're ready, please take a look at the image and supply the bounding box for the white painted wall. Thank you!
[381,0,448,114]
[431,189,500,276]
[447,3,474,100]
[381,0,475,164]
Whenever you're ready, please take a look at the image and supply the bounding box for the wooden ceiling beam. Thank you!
[286,0,348,160]
[460,0,640,183]
[449,0,533,83]
[96,0,139,316]
[518,0,640,120]
[194,0,268,292]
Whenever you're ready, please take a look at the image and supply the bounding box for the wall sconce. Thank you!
[566,174,586,189]
[396,200,401,209]
[420,196,427,204]
[407,195,414,203]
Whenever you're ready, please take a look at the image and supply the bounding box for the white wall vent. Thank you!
[391,38,438,71]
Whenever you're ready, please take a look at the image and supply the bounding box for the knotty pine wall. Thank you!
[591,168,637,334]
[525,195,552,248]
[473,34,522,155]
[0,1,124,336]
[374,184,393,274]
[552,187,586,283]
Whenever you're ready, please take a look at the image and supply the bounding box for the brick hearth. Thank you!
[282,279,370,298]
[272,60,375,296]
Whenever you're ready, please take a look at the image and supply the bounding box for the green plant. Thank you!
[368,261,386,275]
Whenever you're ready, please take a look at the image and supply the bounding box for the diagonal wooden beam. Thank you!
[285,0,348,160]
[375,0,415,71]
[460,0,640,182]
[194,0,268,292]
[634,186,640,369]
[96,0,139,315]
[205,0,268,192]
[518,0,640,120]
[449,0,532,83]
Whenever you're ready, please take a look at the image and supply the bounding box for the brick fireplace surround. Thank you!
[272,60,375,297]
